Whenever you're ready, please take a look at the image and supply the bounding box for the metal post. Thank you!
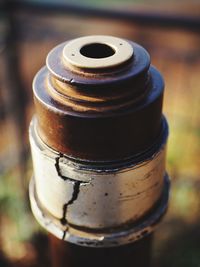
[49,234,153,267]
[29,35,169,267]
[3,0,28,181]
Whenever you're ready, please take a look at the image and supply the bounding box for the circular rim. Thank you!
[46,41,150,86]
[63,35,134,69]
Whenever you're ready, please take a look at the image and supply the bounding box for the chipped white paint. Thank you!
[29,174,170,247]
[30,117,167,233]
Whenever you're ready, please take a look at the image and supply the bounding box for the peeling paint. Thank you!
[29,175,170,247]
[55,153,92,238]
[30,118,167,230]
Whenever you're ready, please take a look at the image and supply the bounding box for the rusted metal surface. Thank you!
[33,36,164,161]
[29,35,169,267]
[49,233,153,267]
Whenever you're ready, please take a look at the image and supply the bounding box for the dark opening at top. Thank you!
[80,43,115,59]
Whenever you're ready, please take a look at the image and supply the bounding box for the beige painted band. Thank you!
[29,117,166,229]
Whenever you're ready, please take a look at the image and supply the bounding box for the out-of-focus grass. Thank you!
[153,179,200,267]
[151,30,200,266]
[0,168,41,261]
[164,61,200,179]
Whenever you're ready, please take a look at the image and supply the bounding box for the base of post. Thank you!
[49,233,153,267]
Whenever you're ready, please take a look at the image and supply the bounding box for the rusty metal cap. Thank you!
[33,35,164,162]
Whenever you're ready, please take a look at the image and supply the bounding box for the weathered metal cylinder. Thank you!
[29,35,169,247]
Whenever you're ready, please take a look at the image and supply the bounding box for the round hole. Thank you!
[80,43,115,59]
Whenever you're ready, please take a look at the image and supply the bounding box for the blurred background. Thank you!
[0,0,200,266]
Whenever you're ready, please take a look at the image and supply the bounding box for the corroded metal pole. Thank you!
[49,233,153,267]
[29,35,169,267]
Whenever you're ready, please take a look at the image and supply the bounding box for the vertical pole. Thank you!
[29,35,169,267]
[49,234,153,267]
[3,0,28,184]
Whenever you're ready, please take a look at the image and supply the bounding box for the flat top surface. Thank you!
[62,35,134,69]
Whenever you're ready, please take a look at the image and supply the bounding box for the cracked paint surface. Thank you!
[30,120,167,235]
[55,153,90,239]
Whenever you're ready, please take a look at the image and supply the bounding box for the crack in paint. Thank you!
[55,153,79,183]
[55,153,90,240]
[62,229,67,240]
[60,181,81,226]
[55,153,91,184]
